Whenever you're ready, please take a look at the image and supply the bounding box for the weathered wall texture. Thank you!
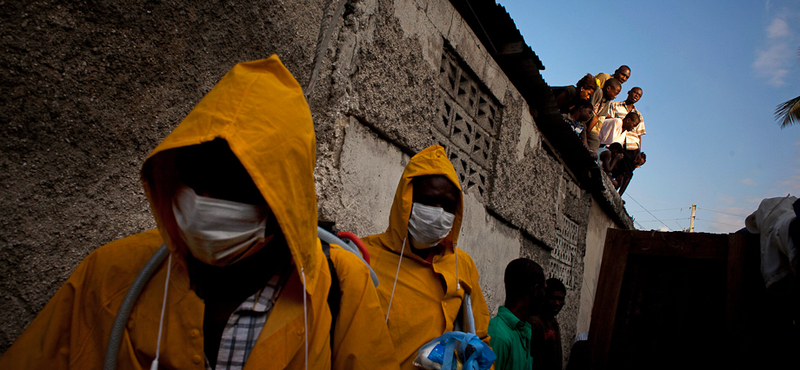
[0,0,330,353]
[0,0,631,361]
[306,0,608,361]
[576,197,619,334]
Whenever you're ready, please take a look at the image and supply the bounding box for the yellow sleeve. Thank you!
[0,265,81,369]
[329,245,400,370]
[0,230,164,370]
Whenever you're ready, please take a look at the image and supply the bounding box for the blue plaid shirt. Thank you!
[206,267,289,370]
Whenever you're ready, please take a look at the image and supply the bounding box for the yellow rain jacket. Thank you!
[362,145,492,370]
[0,56,396,370]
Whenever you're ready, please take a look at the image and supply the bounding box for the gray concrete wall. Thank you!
[1,0,631,361]
[576,197,620,334]
[0,0,330,353]
[308,0,600,361]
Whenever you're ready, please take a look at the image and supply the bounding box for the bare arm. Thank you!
[600,151,611,173]
[586,115,599,133]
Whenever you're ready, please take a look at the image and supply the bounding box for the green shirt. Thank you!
[488,306,533,370]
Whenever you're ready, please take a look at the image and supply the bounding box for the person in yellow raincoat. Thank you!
[0,56,397,370]
[362,145,492,370]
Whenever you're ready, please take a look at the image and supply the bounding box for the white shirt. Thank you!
[598,118,627,146]
[608,102,645,150]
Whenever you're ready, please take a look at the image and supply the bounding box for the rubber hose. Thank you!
[317,227,379,287]
[463,293,476,334]
[336,231,370,264]
[104,244,169,370]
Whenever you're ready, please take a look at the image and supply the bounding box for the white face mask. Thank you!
[172,185,270,266]
[407,202,455,249]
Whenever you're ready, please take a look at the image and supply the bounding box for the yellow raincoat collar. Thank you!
[384,145,464,259]
[140,56,322,294]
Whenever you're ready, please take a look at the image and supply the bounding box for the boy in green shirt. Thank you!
[489,258,546,370]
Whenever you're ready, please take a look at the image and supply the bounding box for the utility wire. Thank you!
[694,218,743,228]
[635,218,689,222]
[624,194,672,231]
[695,207,748,218]
[628,208,685,213]
[623,193,686,206]
[622,194,750,231]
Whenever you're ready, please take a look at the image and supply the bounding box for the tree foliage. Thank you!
[775,47,800,128]
[775,95,800,128]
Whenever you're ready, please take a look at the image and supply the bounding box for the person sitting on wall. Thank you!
[598,142,625,188]
[586,78,622,152]
[556,74,597,114]
[609,87,646,152]
[488,258,546,370]
[563,99,593,138]
[611,149,646,196]
[562,99,594,157]
[0,57,398,370]
[586,65,630,149]
[529,278,567,370]
[597,111,640,149]
[361,145,493,370]
[594,65,631,88]
[635,152,646,168]
[598,112,641,195]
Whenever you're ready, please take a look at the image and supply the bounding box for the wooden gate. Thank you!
[586,229,751,369]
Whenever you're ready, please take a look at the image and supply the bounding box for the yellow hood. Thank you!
[362,145,492,370]
[140,56,322,293]
[381,145,464,256]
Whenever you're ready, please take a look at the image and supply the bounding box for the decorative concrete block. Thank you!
[450,104,476,153]
[470,124,493,168]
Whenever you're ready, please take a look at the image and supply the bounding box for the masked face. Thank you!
[173,185,270,266]
[407,202,455,249]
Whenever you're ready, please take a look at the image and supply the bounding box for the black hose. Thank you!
[103,244,169,370]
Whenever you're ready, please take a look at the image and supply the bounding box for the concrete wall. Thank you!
[576,197,620,334]
[307,0,600,356]
[0,0,331,353]
[0,0,631,361]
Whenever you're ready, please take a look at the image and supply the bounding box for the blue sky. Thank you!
[498,0,800,233]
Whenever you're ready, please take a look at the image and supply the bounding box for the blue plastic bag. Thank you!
[413,331,496,370]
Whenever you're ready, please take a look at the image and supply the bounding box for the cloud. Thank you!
[769,69,789,87]
[753,43,792,87]
[717,194,737,205]
[695,205,751,233]
[753,16,794,87]
[707,212,746,233]
[741,178,757,186]
[778,172,800,195]
[776,141,800,195]
[746,195,769,205]
[768,18,789,38]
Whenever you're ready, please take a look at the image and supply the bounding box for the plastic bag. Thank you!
[413,331,496,370]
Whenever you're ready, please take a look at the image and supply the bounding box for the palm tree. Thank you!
[775,47,800,128]
[775,96,799,128]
